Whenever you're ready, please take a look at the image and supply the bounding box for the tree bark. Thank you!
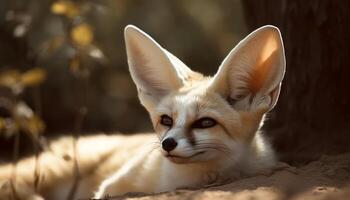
[243,0,350,164]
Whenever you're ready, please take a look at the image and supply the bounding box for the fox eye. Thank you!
[160,115,173,127]
[192,117,217,129]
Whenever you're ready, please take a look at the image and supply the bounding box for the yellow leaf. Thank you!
[70,23,93,46]
[51,1,80,18]
[14,101,34,119]
[51,2,67,14]
[21,68,46,87]
[0,70,21,88]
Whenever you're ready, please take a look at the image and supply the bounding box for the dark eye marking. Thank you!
[160,115,173,127]
[191,117,217,129]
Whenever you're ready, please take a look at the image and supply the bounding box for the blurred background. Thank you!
[0,0,349,165]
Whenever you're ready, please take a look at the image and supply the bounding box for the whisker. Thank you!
[194,139,225,143]
[193,143,228,148]
[184,144,232,156]
[195,142,231,151]
[192,148,230,157]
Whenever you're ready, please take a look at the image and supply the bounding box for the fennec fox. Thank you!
[0,25,285,200]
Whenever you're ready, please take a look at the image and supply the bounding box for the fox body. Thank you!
[0,25,285,200]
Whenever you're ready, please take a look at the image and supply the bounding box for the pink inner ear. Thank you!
[248,49,278,95]
[248,35,279,95]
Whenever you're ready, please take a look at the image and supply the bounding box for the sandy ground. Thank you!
[106,153,350,200]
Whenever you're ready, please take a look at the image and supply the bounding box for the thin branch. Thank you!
[10,130,20,200]
[66,75,89,200]
[32,86,43,192]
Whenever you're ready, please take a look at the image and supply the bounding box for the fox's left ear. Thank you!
[210,25,286,112]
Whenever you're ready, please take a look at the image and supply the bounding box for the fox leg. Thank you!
[94,147,154,198]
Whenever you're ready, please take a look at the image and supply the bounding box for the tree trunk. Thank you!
[243,0,350,164]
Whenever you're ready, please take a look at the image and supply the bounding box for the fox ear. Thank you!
[211,25,286,112]
[124,25,192,109]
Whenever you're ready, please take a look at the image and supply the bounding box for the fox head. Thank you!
[124,25,285,165]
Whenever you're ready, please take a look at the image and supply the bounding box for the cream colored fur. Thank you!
[0,25,285,200]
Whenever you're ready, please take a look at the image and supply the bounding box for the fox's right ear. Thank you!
[124,25,192,110]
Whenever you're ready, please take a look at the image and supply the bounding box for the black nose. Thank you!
[162,138,177,152]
